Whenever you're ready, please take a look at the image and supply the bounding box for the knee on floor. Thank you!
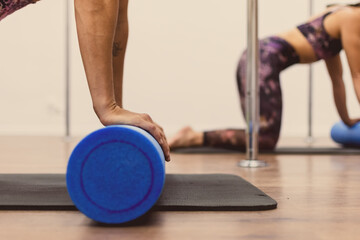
[259,135,278,150]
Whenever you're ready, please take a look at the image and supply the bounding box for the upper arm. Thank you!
[325,54,343,84]
[340,13,360,80]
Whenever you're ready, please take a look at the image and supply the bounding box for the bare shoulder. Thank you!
[339,7,360,28]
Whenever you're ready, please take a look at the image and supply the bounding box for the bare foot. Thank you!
[168,126,204,149]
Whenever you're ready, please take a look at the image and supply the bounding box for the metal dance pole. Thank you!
[65,0,71,139]
[306,0,314,143]
[239,0,267,168]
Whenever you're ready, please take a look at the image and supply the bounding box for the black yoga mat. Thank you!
[0,174,276,211]
[172,146,360,155]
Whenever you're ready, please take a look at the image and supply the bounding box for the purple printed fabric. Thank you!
[0,0,36,21]
[204,37,300,150]
[297,11,342,60]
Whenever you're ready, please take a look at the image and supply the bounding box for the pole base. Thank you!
[305,136,315,144]
[238,159,268,168]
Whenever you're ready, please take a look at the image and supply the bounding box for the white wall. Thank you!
[0,0,358,138]
[0,0,65,135]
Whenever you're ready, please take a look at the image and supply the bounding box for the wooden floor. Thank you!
[0,136,359,240]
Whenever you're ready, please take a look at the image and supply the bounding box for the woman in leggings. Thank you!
[169,3,360,151]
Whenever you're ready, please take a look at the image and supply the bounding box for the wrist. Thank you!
[115,97,123,109]
[342,119,353,126]
[93,98,117,120]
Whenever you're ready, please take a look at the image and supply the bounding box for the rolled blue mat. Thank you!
[66,125,165,224]
[331,121,360,146]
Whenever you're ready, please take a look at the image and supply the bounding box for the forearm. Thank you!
[112,1,129,108]
[332,79,351,125]
[352,75,360,104]
[74,0,119,118]
[74,0,170,161]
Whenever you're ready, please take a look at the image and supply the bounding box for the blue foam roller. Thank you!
[331,121,360,146]
[66,125,165,224]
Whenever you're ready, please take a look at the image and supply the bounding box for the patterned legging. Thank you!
[0,0,37,21]
[204,37,300,150]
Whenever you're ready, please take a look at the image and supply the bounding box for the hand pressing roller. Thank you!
[331,121,360,147]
